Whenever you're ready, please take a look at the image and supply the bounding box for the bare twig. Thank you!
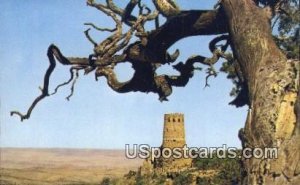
[106,0,137,26]
[66,70,80,101]
[10,44,90,121]
[138,0,151,16]
[11,45,58,121]
[84,23,117,32]
[204,67,218,88]
[51,66,84,95]
[84,28,97,47]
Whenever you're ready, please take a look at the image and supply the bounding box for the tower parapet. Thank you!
[159,113,191,171]
[162,113,186,148]
[141,113,192,174]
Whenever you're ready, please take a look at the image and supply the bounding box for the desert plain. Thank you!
[0,148,142,185]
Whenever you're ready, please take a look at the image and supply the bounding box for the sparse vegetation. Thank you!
[172,172,194,185]
[99,151,242,185]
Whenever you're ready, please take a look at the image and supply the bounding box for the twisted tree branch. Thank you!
[11,45,58,121]
[11,1,231,120]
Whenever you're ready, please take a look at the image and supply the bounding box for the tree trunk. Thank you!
[221,0,300,184]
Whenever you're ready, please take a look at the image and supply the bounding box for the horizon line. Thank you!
[0,146,126,150]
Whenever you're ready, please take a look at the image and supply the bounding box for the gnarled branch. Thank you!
[11,45,59,121]
[11,1,231,120]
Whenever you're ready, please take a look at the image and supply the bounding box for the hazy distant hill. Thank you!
[0,148,142,185]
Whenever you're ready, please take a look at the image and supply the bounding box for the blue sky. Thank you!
[0,0,247,149]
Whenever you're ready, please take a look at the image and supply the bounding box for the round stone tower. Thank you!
[150,113,192,172]
[162,113,186,148]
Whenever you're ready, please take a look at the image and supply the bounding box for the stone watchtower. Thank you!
[162,113,186,148]
[154,113,192,172]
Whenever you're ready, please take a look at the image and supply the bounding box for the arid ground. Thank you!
[0,148,142,185]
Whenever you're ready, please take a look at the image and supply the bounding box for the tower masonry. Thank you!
[157,113,191,172]
[140,113,192,174]
[162,113,186,148]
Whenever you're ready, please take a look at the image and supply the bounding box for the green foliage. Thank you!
[124,170,137,179]
[196,177,213,185]
[135,172,152,185]
[135,172,144,185]
[193,151,242,185]
[254,0,299,59]
[152,172,167,185]
[172,172,194,185]
[193,153,222,170]
[273,0,299,59]
[220,59,242,98]
[99,177,123,185]
[99,151,241,185]
[215,157,241,185]
[100,177,111,185]
[258,0,281,6]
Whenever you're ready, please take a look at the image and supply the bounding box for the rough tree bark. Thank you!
[221,0,300,184]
